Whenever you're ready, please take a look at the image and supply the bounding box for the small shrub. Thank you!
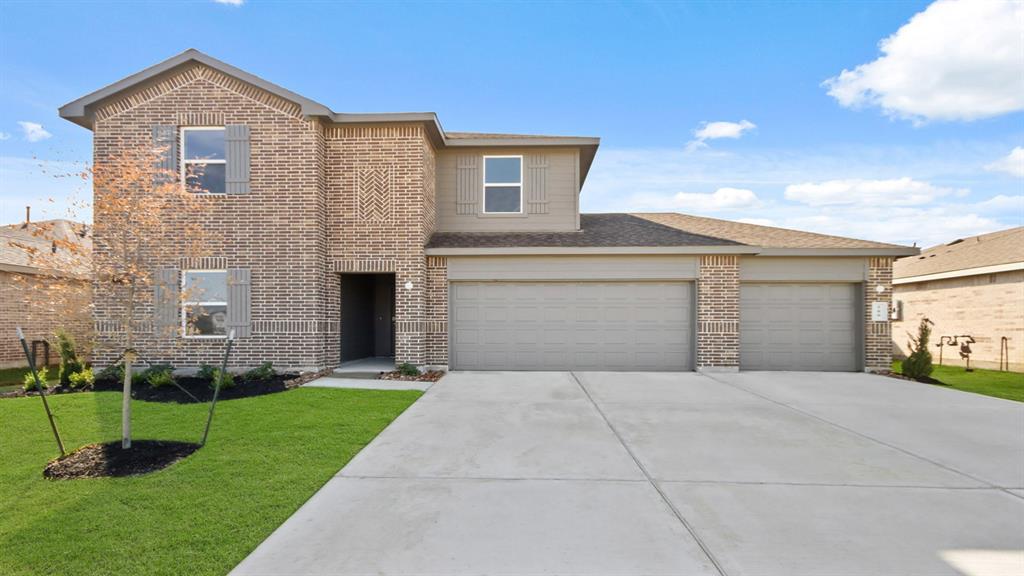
[68,368,95,389]
[22,367,49,391]
[144,366,176,389]
[197,364,217,381]
[244,362,276,382]
[96,363,125,384]
[902,318,935,381]
[397,362,420,377]
[55,329,84,388]
[209,368,235,390]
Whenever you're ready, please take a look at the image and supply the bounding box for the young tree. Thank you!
[902,317,935,381]
[91,140,210,448]
[20,140,211,449]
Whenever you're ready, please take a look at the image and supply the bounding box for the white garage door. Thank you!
[740,283,860,371]
[450,281,693,371]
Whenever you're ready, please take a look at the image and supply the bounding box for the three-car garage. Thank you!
[445,255,870,373]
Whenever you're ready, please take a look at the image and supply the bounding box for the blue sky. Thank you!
[1,0,1021,246]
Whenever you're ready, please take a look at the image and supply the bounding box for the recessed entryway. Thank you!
[340,273,395,364]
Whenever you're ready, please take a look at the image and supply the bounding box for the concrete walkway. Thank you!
[232,371,1024,576]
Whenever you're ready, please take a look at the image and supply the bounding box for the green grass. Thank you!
[892,360,1024,402]
[0,387,420,576]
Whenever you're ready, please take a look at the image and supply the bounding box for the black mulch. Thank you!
[875,370,945,385]
[44,440,200,479]
[91,370,327,404]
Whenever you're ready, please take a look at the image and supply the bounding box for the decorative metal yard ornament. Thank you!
[936,335,958,366]
[17,327,65,456]
[958,335,976,372]
[200,329,235,447]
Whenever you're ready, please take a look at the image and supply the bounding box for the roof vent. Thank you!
[947,238,964,246]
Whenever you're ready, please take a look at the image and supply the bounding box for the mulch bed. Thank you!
[44,440,200,479]
[875,370,945,385]
[378,370,446,382]
[92,371,322,404]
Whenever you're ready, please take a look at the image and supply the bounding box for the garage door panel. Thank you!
[741,282,858,371]
[451,281,692,371]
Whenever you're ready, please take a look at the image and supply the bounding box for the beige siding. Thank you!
[892,270,1024,371]
[436,147,579,232]
[740,256,868,282]
[447,255,698,281]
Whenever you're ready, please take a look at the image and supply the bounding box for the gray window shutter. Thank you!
[225,125,251,194]
[526,154,549,214]
[152,125,177,185]
[455,155,480,214]
[153,268,180,335]
[226,268,252,337]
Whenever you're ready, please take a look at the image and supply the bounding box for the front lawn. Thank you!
[0,387,420,575]
[891,360,1023,402]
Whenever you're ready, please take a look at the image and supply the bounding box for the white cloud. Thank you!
[984,147,1024,178]
[17,121,52,143]
[213,0,244,5]
[686,120,756,151]
[0,132,10,141]
[784,177,962,207]
[631,187,761,212]
[823,0,1024,123]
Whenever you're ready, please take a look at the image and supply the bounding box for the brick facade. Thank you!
[864,257,894,371]
[893,270,1023,372]
[696,255,740,369]
[88,63,442,371]
[0,271,92,368]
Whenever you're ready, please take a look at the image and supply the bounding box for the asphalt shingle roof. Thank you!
[0,219,92,276]
[427,213,742,249]
[894,227,1024,279]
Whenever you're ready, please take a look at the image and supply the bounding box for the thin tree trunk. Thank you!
[122,355,132,449]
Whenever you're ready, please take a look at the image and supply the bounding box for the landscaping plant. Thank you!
[143,365,176,388]
[244,361,276,381]
[902,317,935,381]
[397,362,420,377]
[67,368,94,389]
[55,328,85,388]
[22,366,49,391]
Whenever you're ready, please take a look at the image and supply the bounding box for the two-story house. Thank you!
[60,50,916,373]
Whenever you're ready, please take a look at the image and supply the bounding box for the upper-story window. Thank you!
[182,270,228,337]
[483,156,522,213]
[182,127,226,194]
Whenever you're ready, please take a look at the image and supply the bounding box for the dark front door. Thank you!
[340,273,395,363]
[373,275,394,357]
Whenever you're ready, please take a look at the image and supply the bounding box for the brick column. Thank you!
[697,255,740,370]
[424,256,448,368]
[864,257,893,371]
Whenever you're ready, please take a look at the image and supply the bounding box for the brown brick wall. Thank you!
[0,271,92,368]
[91,63,327,371]
[864,257,893,371]
[697,255,740,369]
[424,256,448,366]
[893,270,1024,371]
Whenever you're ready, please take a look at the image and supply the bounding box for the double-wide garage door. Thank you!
[740,283,860,371]
[450,281,693,371]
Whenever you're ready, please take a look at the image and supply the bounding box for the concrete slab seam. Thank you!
[570,371,729,576]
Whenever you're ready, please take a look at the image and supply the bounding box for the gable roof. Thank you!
[58,49,601,183]
[426,212,917,256]
[894,226,1024,280]
[0,219,92,277]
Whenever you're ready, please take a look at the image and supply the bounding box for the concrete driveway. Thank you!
[232,371,1024,576]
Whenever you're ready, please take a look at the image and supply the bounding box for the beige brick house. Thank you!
[0,218,92,368]
[59,49,916,373]
[893,227,1024,372]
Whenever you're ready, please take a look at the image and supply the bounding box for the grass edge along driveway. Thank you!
[0,387,421,576]
[892,360,1023,402]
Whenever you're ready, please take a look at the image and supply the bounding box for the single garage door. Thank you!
[450,281,693,371]
[740,283,860,371]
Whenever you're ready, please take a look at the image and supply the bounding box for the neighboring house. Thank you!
[893,227,1024,372]
[59,49,916,373]
[0,217,93,368]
